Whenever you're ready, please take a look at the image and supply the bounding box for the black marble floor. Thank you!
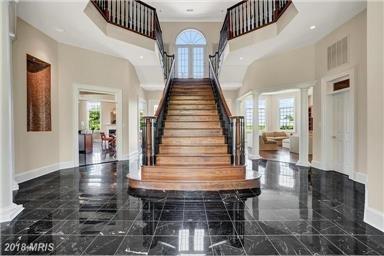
[79,141,116,166]
[1,160,384,255]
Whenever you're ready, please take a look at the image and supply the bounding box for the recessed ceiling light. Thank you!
[139,55,144,59]
[186,8,194,12]
[55,27,65,33]
[239,57,244,60]
[309,25,316,30]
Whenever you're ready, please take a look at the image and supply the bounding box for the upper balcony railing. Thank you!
[212,0,291,76]
[91,0,173,80]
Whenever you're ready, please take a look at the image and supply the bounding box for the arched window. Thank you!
[175,29,207,78]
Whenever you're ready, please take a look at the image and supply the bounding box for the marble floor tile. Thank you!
[5,160,383,255]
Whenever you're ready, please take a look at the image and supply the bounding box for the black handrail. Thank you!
[212,0,292,77]
[142,58,175,165]
[208,57,245,165]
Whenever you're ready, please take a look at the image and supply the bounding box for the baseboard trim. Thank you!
[310,160,329,170]
[364,205,384,232]
[15,161,75,184]
[354,172,367,185]
[296,160,311,167]
[0,203,24,223]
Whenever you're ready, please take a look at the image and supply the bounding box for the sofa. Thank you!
[289,134,313,154]
[259,134,279,151]
[263,131,289,146]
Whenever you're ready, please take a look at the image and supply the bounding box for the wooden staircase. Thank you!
[128,79,260,191]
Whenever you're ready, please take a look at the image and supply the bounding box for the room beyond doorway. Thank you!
[78,91,117,166]
[73,85,123,167]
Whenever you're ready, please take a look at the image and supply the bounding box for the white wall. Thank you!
[366,1,384,228]
[312,10,367,174]
[12,18,59,175]
[12,18,142,176]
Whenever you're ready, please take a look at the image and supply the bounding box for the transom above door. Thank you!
[176,29,206,78]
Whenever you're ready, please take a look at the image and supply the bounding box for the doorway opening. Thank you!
[73,85,123,167]
[176,29,207,78]
[78,91,117,166]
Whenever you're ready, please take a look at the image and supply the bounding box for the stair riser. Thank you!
[142,172,243,181]
[166,116,220,121]
[159,146,228,154]
[169,100,216,105]
[161,137,225,145]
[171,96,214,100]
[167,110,217,115]
[171,92,213,95]
[163,129,223,137]
[168,105,216,110]
[157,156,231,165]
[164,122,221,129]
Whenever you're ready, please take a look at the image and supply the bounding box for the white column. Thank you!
[0,1,23,222]
[235,99,241,116]
[249,90,261,159]
[297,87,310,167]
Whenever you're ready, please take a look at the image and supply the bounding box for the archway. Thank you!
[175,29,207,78]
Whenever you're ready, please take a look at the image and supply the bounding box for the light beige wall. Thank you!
[12,18,59,174]
[366,1,384,214]
[160,22,221,55]
[240,45,316,96]
[101,102,116,131]
[78,100,88,130]
[312,10,367,174]
[58,43,141,162]
[13,18,142,174]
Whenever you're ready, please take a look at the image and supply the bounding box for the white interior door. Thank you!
[332,92,350,174]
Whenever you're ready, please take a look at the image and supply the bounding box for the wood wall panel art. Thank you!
[27,54,51,132]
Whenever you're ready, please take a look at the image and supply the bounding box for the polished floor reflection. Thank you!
[1,160,384,255]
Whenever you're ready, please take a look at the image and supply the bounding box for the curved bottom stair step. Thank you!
[128,168,260,191]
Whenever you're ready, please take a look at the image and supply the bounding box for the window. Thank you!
[88,102,101,131]
[176,29,206,78]
[279,98,295,130]
[244,99,253,133]
[176,29,206,45]
[245,99,266,132]
[259,99,266,130]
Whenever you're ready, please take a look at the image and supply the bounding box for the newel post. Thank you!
[143,116,155,166]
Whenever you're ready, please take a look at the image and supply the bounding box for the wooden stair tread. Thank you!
[157,153,230,157]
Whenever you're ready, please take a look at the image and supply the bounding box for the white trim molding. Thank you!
[354,171,367,185]
[0,203,23,223]
[15,161,75,184]
[365,205,384,232]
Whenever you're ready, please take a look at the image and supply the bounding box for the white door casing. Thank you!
[320,69,355,178]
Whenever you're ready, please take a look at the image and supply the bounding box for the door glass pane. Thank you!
[193,47,204,78]
[177,47,189,78]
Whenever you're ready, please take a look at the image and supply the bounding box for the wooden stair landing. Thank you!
[129,79,259,191]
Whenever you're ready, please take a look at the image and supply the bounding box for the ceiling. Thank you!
[17,0,366,91]
[145,0,239,22]
[219,0,366,89]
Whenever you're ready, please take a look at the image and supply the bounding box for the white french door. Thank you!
[176,45,205,78]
